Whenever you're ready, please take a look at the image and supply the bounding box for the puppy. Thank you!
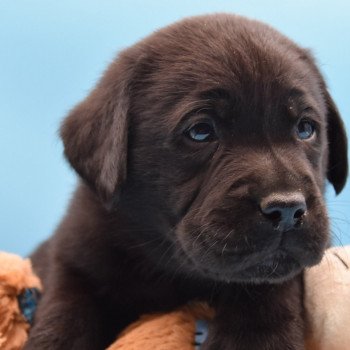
[25,13,348,350]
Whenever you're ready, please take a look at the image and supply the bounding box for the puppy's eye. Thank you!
[296,118,315,140]
[186,122,217,142]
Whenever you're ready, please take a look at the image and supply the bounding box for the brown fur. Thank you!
[25,14,348,350]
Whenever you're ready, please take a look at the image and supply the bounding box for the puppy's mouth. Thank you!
[182,246,303,284]
[176,206,328,284]
[176,224,325,283]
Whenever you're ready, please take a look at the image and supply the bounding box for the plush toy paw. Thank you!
[107,303,214,350]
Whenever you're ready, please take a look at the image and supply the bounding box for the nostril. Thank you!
[294,208,305,220]
[264,209,282,222]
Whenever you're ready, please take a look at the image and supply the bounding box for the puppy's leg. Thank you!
[24,269,113,350]
[202,277,304,350]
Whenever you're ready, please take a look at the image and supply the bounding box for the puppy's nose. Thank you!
[260,193,306,231]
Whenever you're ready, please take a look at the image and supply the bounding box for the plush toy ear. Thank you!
[324,90,348,194]
[60,59,132,207]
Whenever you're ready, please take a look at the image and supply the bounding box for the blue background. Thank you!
[0,1,349,256]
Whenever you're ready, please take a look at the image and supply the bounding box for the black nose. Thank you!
[260,193,306,231]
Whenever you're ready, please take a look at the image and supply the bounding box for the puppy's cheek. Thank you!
[174,219,223,274]
[294,195,330,258]
[174,216,250,279]
[302,203,330,262]
[175,219,202,260]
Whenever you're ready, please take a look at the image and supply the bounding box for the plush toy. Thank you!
[304,246,350,350]
[1,247,350,350]
[0,252,41,350]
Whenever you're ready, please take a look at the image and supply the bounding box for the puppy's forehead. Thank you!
[132,14,324,120]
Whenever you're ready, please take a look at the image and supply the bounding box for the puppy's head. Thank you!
[61,14,348,283]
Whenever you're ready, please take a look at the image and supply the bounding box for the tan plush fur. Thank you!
[305,246,350,350]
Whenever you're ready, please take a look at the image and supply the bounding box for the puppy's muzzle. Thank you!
[260,192,307,232]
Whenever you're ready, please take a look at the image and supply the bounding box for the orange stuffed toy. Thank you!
[1,246,350,350]
[0,252,41,350]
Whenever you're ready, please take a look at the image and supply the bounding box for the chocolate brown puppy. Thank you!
[25,14,348,350]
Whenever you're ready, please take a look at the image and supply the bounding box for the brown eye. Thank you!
[296,118,315,140]
[186,122,217,142]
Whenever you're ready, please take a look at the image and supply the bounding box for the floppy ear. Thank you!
[299,49,348,194]
[324,90,348,194]
[60,59,133,206]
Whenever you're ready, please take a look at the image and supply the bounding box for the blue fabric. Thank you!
[195,319,209,349]
[18,288,41,325]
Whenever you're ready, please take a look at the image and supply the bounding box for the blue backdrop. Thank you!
[0,1,349,256]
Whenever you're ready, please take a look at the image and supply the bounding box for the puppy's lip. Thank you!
[186,246,303,283]
[234,248,304,280]
[212,241,280,260]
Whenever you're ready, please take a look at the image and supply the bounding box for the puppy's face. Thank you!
[61,15,348,284]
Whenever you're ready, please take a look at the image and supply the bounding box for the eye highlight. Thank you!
[296,118,316,140]
[185,121,217,142]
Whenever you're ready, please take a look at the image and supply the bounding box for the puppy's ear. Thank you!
[60,59,132,206]
[324,90,348,194]
[300,50,348,194]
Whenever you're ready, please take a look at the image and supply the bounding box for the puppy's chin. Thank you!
[180,247,321,284]
[220,250,304,284]
[176,226,326,284]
